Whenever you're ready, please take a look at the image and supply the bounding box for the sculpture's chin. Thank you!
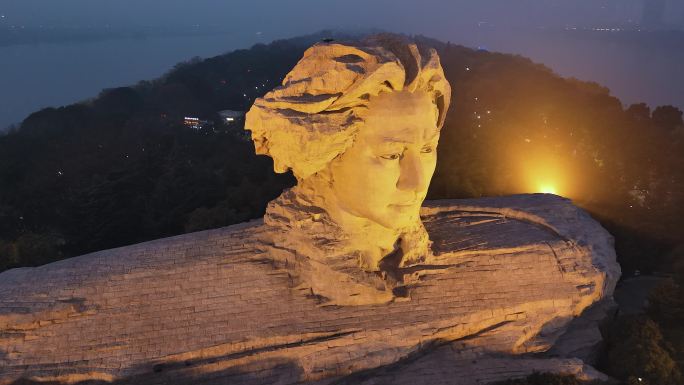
[371,205,422,230]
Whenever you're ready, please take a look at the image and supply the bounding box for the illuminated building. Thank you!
[183,116,212,130]
[218,110,245,125]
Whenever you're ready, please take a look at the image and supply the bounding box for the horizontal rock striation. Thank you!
[0,194,620,385]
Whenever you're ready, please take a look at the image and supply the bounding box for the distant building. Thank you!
[184,116,200,129]
[184,116,213,130]
[184,111,247,137]
[216,110,250,140]
[218,110,245,125]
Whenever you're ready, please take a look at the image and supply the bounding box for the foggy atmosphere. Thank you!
[0,1,683,385]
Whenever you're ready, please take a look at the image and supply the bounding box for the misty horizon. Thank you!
[1,0,684,130]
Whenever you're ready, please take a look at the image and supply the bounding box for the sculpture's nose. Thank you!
[397,151,425,193]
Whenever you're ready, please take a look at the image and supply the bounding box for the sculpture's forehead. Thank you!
[360,90,439,145]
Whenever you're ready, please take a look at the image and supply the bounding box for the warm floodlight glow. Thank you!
[510,148,575,198]
[539,184,558,194]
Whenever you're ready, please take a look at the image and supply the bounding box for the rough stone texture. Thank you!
[245,37,450,179]
[0,194,620,385]
[244,35,452,275]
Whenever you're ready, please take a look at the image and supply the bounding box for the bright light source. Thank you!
[539,185,557,194]
[226,117,234,122]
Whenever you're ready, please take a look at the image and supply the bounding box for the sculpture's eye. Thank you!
[421,146,434,154]
[380,153,402,161]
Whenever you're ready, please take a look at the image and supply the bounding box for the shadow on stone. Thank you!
[9,356,304,385]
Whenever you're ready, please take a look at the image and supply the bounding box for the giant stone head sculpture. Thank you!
[246,34,451,274]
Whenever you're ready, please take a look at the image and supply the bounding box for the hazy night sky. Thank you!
[1,0,683,33]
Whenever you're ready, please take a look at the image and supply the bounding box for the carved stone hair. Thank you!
[245,34,452,179]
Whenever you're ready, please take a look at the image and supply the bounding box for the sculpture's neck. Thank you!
[264,177,432,273]
[293,180,401,270]
[325,202,402,270]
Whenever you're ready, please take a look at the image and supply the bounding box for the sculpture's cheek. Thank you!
[333,167,402,226]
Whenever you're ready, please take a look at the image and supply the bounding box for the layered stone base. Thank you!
[0,194,620,384]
